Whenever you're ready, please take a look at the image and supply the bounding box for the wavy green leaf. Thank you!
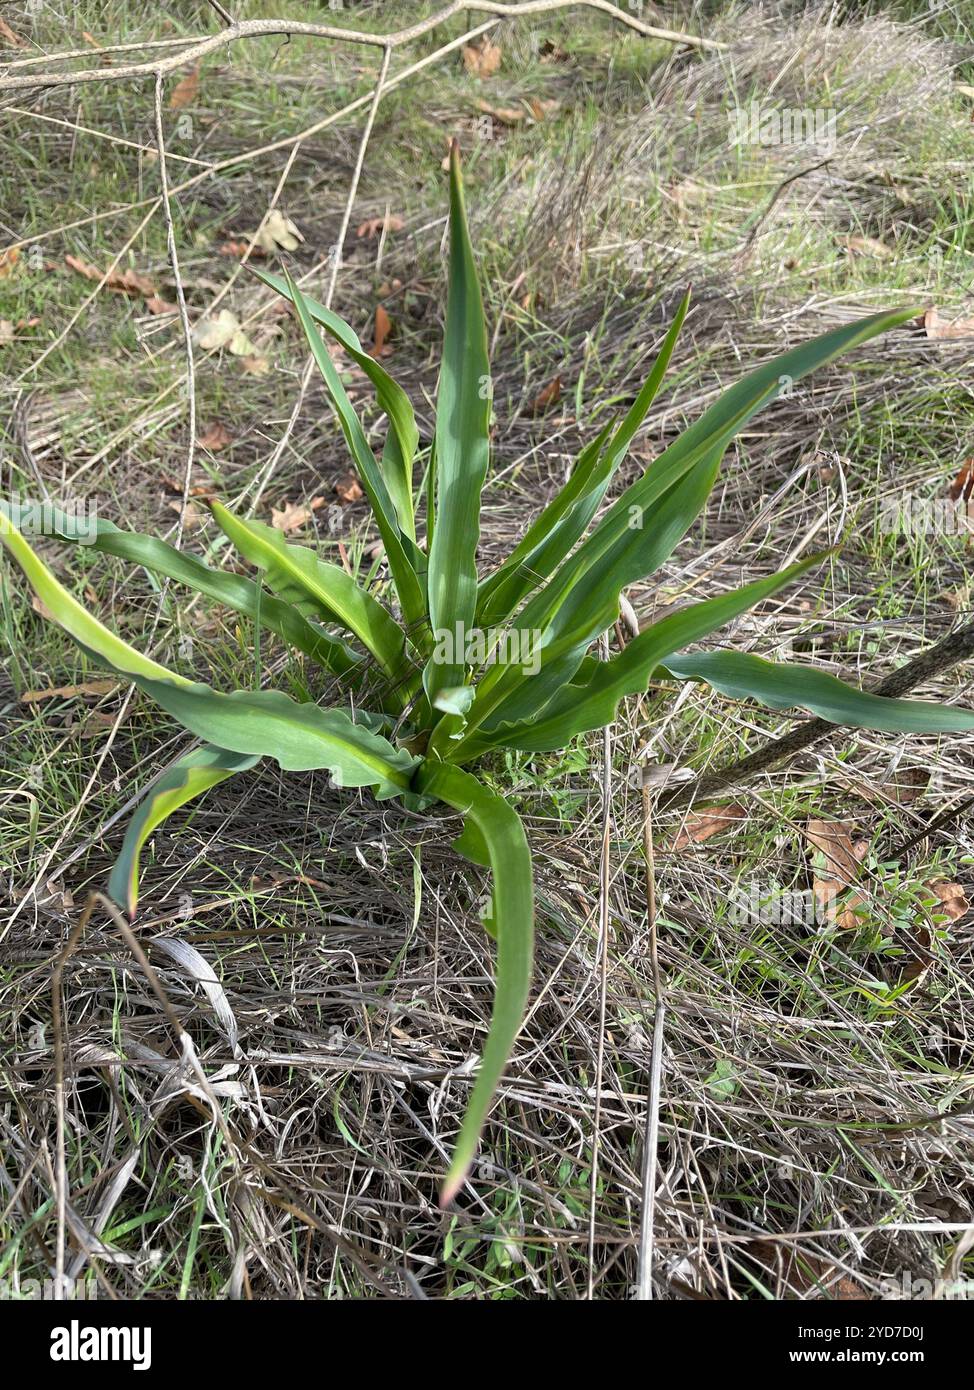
[423,142,492,706]
[477,288,690,628]
[109,744,260,919]
[40,506,361,678]
[415,761,533,1206]
[458,554,828,757]
[210,500,408,693]
[660,649,974,734]
[285,271,428,634]
[459,305,917,741]
[0,507,192,687]
[252,265,418,540]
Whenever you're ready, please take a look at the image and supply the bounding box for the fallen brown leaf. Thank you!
[462,37,501,78]
[670,804,747,851]
[0,248,21,279]
[526,375,562,414]
[22,679,118,704]
[170,66,200,110]
[948,458,974,503]
[335,475,364,504]
[271,497,325,533]
[65,255,156,297]
[843,235,893,259]
[356,214,404,239]
[145,294,177,316]
[0,17,26,47]
[199,422,234,451]
[372,304,391,356]
[218,239,267,260]
[920,306,974,340]
[475,98,526,126]
[805,819,868,928]
[930,880,968,922]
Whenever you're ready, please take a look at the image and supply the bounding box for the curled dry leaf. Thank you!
[948,458,974,503]
[372,304,392,357]
[22,679,118,704]
[145,295,177,316]
[271,497,325,533]
[0,248,20,279]
[931,881,968,922]
[526,375,562,414]
[193,309,256,356]
[356,214,404,240]
[255,209,304,254]
[475,98,526,126]
[0,17,26,47]
[198,422,234,452]
[219,239,267,260]
[805,819,868,929]
[920,307,974,340]
[669,804,746,851]
[462,37,501,78]
[842,235,893,260]
[65,255,156,298]
[169,66,199,111]
[335,475,364,504]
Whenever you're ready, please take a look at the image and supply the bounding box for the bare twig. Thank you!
[0,3,720,93]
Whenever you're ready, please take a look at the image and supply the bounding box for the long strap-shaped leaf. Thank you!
[454,553,828,758]
[472,305,920,713]
[0,507,193,686]
[252,265,418,541]
[660,649,974,733]
[443,444,724,751]
[109,744,260,919]
[423,142,492,707]
[415,761,534,1206]
[0,511,417,796]
[477,288,691,628]
[285,271,428,638]
[210,501,408,696]
[37,506,362,678]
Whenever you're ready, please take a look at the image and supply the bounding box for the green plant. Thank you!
[4,144,974,1204]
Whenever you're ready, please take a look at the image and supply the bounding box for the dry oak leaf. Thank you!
[930,881,968,922]
[193,309,256,356]
[65,255,156,297]
[475,98,526,126]
[199,422,234,451]
[462,37,502,78]
[169,66,200,110]
[335,475,364,504]
[920,307,974,340]
[0,248,21,279]
[22,679,118,704]
[805,819,868,928]
[271,497,324,533]
[669,804,747,851]
[255,210,304,254]
[240,354,270,376]
[356,214,404,240]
